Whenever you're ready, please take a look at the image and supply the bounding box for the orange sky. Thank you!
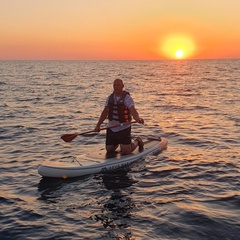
[0,0,240,60]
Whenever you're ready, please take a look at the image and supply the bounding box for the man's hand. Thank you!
[138,118,144,124]
[94,126,101,132]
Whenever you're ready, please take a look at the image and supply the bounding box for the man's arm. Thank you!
[94,106,108,132]
[129,106,144,124]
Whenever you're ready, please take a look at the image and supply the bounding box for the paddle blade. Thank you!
[61,134,78,142]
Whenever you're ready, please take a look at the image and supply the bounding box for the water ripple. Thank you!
[0,60,240,239]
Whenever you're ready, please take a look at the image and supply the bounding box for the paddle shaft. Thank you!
[78,121,137,135]
[61,121,137,142]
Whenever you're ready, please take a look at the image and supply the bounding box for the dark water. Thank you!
[0,60,239,239]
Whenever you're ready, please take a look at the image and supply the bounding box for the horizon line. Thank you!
[0,57,239,61]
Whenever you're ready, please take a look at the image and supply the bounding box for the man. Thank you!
[94,78,144,155]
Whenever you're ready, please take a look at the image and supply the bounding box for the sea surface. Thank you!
[0,59,239,240]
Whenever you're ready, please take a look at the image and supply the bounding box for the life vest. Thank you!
[108,91,132,123]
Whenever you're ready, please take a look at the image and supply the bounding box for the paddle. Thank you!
[61,121,137,142]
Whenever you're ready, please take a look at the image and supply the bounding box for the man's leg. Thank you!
[106,129,118,153]
[120,140,139,155]
[121,136,144,154]
[106,144,118,153]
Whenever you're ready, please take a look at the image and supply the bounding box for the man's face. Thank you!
[113,80,124,94]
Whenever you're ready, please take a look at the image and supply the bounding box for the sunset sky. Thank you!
[1,0,240,60]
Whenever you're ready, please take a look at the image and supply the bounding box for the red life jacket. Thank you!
[108,91,132,123]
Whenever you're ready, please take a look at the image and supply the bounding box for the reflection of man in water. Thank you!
[94,173,136,232]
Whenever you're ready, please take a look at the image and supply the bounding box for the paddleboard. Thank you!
[38,136,168,178]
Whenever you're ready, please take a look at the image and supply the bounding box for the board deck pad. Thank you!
[85,139,159,162]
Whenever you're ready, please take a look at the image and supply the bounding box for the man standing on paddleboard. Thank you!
[94,78,144,155]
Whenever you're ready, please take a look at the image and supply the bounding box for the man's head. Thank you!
[113,78,124,95]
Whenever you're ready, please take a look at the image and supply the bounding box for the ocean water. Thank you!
[0,59,239,240]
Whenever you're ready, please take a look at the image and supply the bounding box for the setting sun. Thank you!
[176,49,184,59]
[160,34,196,59]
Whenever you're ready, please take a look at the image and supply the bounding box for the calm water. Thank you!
[0,60,239,240]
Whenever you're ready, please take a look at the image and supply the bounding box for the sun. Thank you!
[176,49,184,59]
[159,34,195,59]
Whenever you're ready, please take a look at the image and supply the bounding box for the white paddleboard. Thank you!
[38,136,168,178]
